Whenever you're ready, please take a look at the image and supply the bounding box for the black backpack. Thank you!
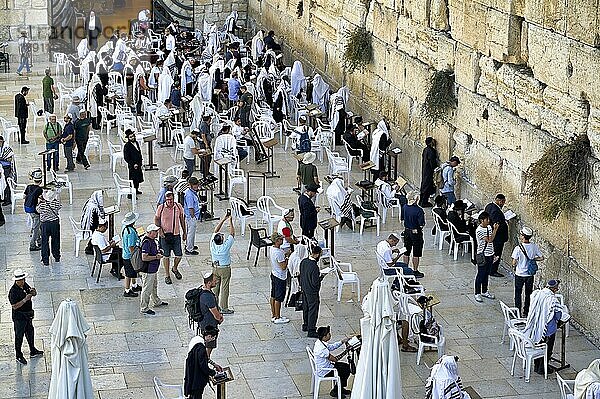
[185,288,204,328]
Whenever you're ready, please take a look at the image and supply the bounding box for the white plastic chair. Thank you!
[375,186,402,224]
[500,300,527,350]
[230,197,256,236]
[56,82,73,111]
[0,117,20,145]
[332,257,360,302]
[153,376,184,399]
[30,102,48,134]
[86,131,102,160]
[431,211,451,250]
[67,60,81,84]
[556,373,575,399]
[108,141,124,172]
[252,120,275,142]
[447,221,474,261]
[53,52,68,75]
[256,195,286,235]
[51,170,73,204]
[325,148,350,183]
[7,177,26,214]
[356,195,380,236]
[113,172,136,210]
[342,138,363,170]
[306,346,341,399]
[416,325,446,365]
[69,216,91,257]
[98,106,117,135]
[509,328,547,382]
[228,165,246,197]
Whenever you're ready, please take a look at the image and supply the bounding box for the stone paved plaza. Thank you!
[0,65,599,399]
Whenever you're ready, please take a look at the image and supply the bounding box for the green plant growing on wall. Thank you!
[342,27,373,74]
[422,69,456,124]
[526,134,593,221]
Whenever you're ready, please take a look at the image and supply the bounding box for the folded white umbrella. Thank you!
[351,278,402,399]
[48,298,94,399]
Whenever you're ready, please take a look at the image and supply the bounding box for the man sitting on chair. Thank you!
[313,326,352,398]
[342,124,369,162]
[90,218,124,279]
[376,233,415,277]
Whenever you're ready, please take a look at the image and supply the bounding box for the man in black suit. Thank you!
[184,327,222,399]
[343,124,370,162]
[484,193,508,277]
[14,86,30,144]
[300,245,323,338]
[298,183,320,238]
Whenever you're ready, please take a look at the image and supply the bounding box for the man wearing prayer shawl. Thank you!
[77,38,89,60]
[330,86,349,145]
[184,329,221,399]
[81,190,105,254]
[369,119,392,179]
[251,30,265,61]
[158,64,174,103]
[290,60,307,98]
[523,279,570,375]
[85,10,102,50]
[325,177,354,229]
[196,68,213,102]
[425,355,471,399]
[310,74,329,112]
[0,136,15,205]
[273,79,290,123]
[575,359,600,399]
[224,10,239,34]
[181,59,196,97]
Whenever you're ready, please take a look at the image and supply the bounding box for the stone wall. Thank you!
[194,0,248,31]
[248,0,600,340]
[0,0,51,64]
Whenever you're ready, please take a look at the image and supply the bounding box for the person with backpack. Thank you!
[196,272,223,357]
[294,115,313,155]
[511,226,544,317]
[24,169,43,251]
[474,212,499,303]
[440,156,460,205]
[140,224,167,315]
[121,212,142,298]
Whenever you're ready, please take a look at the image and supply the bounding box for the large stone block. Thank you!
[523,0,567,33]
[454,87,490,144]
[369,2,398,45]
[495,63,517,113]
[385,48,406,91]
[485,8,523,63]
[476,55,498,101]
[405,0,432,26]
[513,68,544,127]
[588,107,600,158]
[434,32,455,70]
[540,86,590,141]
[454,42,481,91]
[449,0,488,51]
[404,56,433,103]
[396,14,419,58]
[568,42,600,110]
[526,23,570,93]
[430,0,450,30]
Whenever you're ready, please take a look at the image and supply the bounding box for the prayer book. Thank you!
[360,161,375,170]
[348,336,361,348]
[391,147,402,154]
[395,176,407,189]
[504,209,517,220]
[112,235,121,243]
[136,227,145,235]
[104,205,119,214]
[320,267,333,274]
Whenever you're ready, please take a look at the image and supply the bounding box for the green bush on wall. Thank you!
[526,134,593,221]
[422,69,456,125]
[342,27,373,74]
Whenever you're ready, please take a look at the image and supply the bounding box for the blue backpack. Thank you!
[519,243,538,275]
[298,127,311,153]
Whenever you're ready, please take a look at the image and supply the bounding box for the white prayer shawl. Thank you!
[370,120,389,169]
[329,86,349,129]
[209,58,225,80]
[326,178,347,221]
[523,288,562,343]
[138,9,149,21]
[81,190,104,231]
[158,65,174,103]
[112,38,127,63]
[133,64,145,105]
[88,15,95,31]
[77,39,89,59]
[274,81,289,117]
[207,25,220,55]
[98,41,112,58]
[164,51,176,75]
[213,133,237,174]
[251,31,264,61]
[576,360,600,399]
[255,68,268,102]
[87,73,101,118]
[425,356,469,399]
[224,11,238,32]
[0,167,5,200]
[290,61,307,97]
[196,72,213,102]
[48,299,93,399]
[190,95,206,130]
[288,244,307,293]
[312,74,329,112]
[180,60,193,96]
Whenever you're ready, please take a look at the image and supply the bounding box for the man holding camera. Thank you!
[210,212,235,314]
[9,269,44,365]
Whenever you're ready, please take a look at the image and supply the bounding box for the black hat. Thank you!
[316,326,330,339]
[449,156,461,164]
[306,183,320,193]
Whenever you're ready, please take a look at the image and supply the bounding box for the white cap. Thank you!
[146,223,160,232]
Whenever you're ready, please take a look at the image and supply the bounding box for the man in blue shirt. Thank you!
[184,176,201,256]
[402,191,425,278]
[440,156,460,204]
[210,213,236,314]
[227,72,241,105]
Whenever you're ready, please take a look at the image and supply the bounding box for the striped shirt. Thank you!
[37,198,62,223]
[475,225,494,256]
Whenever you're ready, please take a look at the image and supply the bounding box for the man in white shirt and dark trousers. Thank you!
[313,326,352,398]
[183,129,201,176]
[512,226,544,317]
[91,218,124,279]
[270,232,290,324]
